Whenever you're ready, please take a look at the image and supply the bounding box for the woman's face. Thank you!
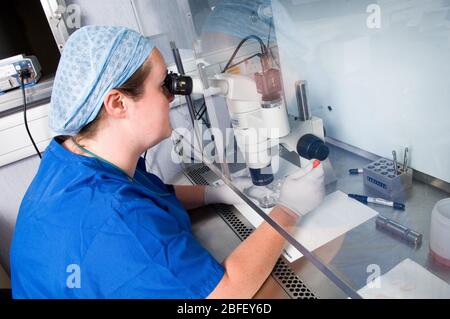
[126,48,174,149]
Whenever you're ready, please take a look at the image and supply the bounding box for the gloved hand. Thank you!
[204,177,254,206]
[277,160,325,217]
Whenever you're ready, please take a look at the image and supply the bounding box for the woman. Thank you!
[10,26,324,298]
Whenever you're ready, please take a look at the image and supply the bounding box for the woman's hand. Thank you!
[277,160,325,217]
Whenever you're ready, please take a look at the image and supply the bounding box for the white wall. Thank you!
[65,0,141,32]
[273,0,450,183]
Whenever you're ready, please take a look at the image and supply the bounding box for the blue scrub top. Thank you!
[10,137,224,299]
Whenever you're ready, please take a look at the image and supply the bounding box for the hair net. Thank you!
[49,26,154,135]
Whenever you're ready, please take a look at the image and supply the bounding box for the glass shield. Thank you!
[184,0,358,298]
[183,0,450,299]
[272,0,450,299]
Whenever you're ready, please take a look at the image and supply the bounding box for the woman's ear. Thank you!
[103,90,128,118]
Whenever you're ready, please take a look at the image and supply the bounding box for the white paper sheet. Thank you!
[358,258,450,299]
[234,190,379,262]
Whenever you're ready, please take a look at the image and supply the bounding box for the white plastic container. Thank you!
[430,198,450,267]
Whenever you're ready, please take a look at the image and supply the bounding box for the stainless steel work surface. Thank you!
[322,143,450,290]
[182,142,450,298]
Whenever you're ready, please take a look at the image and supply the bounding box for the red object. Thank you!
[254,68,282,101]
[430,248,450,268]
[313,160,321,168]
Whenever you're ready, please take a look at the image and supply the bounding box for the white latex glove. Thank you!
[277,160,325,217]
[204,177,254,206]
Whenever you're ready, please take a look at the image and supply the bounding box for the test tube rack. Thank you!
[363,158,413,198]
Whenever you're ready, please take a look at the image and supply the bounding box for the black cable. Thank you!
[195,103,209,127]
[269,47,280,68]
[20,72,42,159]
[199,99,211,128]
[223,53,262,72]
[195,103,206,119]
[193,100,203,119]
[197,104,207,121]
[222,35,268,73]
[194,98,211,128]
[266,20,281,68]
[267,18,273,49]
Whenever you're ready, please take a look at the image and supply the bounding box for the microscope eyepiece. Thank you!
[163,71,193,96]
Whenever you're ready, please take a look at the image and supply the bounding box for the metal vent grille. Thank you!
[185,164,317,299]
[216,205,255,241]
[185,165,210,185]
[273,260,316,299]
[217,206,316,299]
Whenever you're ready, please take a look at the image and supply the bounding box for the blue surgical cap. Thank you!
[49,26,154,135]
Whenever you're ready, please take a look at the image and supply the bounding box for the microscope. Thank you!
[164,46,329,188]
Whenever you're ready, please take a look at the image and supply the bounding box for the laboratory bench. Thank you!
[179,142,450,299]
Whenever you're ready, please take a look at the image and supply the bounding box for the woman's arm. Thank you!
[207,206,299,299]
[174,185,206,210]
[207,162,325,298]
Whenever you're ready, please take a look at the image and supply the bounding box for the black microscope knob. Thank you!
[296,134,329,161]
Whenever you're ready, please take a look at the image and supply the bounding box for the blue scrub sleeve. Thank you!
[106,195,225,298]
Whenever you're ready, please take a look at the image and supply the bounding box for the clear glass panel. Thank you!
[270,0,450,299]
[184,0,355,297]
[183,0,450,299]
